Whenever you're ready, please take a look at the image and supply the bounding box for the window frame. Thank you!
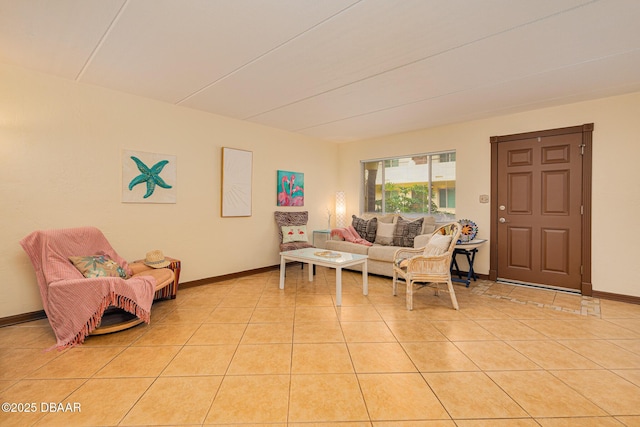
[360,150,456,219]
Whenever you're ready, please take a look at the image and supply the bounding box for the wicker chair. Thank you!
[392,222,462,311]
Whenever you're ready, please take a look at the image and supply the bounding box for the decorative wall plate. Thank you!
[458,219,478,243]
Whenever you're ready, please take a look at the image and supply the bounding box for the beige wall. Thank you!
[338,91,640,298]
[3,61,639,319]
[0,63,339,318]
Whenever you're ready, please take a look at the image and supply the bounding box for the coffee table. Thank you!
[279,247,368,306]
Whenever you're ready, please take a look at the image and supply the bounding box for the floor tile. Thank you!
[474,319,547,340]
[341,321,396,342]
[161,344,236,376]
[359,373,450,421]
[487,370,607,417]
[289,374,369,422]
[385,320,448,342]
[122,376,222,425]
[205,375,290,424]
[26,347,123,379]
[227,343,292,375]
[186,322,246,345]
[347,342,417,373]
[551,369,640,415]
[291,343,354,374]
[506,340,601,370]
[205,306,254,323]
[241,322,293,344]
[34,377,154,426]
[431,320,497,341]
[423,371,527,419]
[0,348,60,380]
[132,323,200,346]
[0,379,84,427]
[559,339,640,369]
[454,341,541,371]
[94,345,180,377]
[293,321,345,343]
[536,416,627,426]
[402,341,479,372]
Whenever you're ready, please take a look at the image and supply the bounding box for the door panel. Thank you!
[496,132,583,291]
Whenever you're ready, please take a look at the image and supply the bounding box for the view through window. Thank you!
[362,151,456,221]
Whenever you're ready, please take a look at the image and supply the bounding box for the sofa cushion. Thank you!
[368,244,399,262]
[393,217,424,247]
[352,215,377,243]
[421,216,437,234]
[374,221,396,245]
[324,240,370,255]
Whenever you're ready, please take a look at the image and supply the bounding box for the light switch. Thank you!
[479,194,489,203]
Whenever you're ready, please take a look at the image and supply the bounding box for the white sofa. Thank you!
[324,214,438,277]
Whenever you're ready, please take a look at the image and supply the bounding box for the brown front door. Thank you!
[490,124,593,293]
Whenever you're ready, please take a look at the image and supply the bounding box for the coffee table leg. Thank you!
[335,267,342,306]
[362,260,368,296]
[308,263,313,282]
[279,256,286,289]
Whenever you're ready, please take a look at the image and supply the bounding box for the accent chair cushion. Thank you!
[69,254,130,279]
[281,225,308,243]
[422,233,452,257]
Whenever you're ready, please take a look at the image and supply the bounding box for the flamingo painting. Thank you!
[277,170,304,206]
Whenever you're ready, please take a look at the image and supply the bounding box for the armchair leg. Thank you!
[406,279,414,311]
[392,272,398,296]
[446,279,459,310]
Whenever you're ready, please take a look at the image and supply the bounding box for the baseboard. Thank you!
[0,310,47,327]
[180,265,280,289]
[592,290,640,305]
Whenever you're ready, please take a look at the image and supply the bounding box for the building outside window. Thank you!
[362,151,456,221]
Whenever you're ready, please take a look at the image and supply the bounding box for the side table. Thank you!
[134,256,181,300]
[313,229,331,249]
[451,240,486,287]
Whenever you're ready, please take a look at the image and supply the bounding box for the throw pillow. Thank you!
[281,225,308,243]
[69,255,130,279]
[351,215,377,243]
[374,221,396,245]
[393,217,424,247]
[423,233,452,257]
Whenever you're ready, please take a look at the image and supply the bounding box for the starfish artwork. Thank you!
[128,156,173,198]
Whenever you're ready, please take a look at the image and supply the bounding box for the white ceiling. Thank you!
[2,0,640,142]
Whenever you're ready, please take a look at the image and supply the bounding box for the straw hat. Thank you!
[144,250,171,268]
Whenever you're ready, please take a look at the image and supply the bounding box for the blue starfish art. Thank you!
[128,156,173,198]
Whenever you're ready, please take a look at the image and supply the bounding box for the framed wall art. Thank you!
[277,170,304,206]
[122,150,176,203]
[221,147,253,217]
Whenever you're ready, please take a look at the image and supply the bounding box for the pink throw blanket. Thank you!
[20,227,156,350]
[330,226,373,246]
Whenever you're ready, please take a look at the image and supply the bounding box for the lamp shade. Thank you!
[336,191,346,228]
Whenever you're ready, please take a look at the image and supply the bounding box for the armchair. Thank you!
[392,222,462,311]
[20,226,174,349]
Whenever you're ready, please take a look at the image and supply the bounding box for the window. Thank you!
[362,151,456,220]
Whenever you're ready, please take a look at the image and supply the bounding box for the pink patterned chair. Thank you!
[20,226,174,349]
[274,211,315,273]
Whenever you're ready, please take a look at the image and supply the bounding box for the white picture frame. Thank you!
[221,147,252,217]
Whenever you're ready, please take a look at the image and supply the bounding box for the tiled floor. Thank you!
[2,266,640,426]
